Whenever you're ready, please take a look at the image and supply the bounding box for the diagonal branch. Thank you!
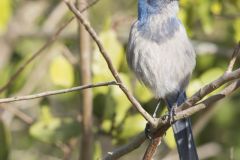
[173,79,240,122]
[104,79,240,160]
[0,81,117,104]
[64,0,156,126]
[0,0,100,94]
[175,43,240,113]
[177,67,240,113]
[227,42,240,73]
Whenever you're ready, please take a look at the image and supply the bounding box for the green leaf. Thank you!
[211,2,222,15]
[213,100,235,127]
[164,127,176,149]
[118,114,145,139]
[101,120,112,133]
[135,81,153,103]
[112,74,131,125]
[197,0,213,34]
[49,55,74,88]
[0,0,11,34]
[233,19,240,43]
[29,105,80,143]
[94,141,102,160]
[92,29,124,94]
[187,79,203,96]
[200,68,224,85]
[197,54,215,71]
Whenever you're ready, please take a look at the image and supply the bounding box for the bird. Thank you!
[126,0,199,159]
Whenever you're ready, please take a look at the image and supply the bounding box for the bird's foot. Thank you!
[169,106,176,125]
[145,123,152,139]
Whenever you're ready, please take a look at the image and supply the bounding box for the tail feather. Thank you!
[166,92,199,160]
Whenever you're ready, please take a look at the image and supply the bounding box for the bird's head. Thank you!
[138,0,179,22]
[147,0,179,10]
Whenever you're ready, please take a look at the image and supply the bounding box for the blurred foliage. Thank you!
[0,0,11,34]
[0,120,10,160]
[50,55,74,88]
[0,0,240,160]
[30,105,80,144]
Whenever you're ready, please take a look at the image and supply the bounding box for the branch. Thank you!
[65,2,240,159]
[0,0,100,94]
[64,0,156,126]
[0,81,117,104]
[143,137,162,160]
[1,104,34,124]
[177,66,240,113]
[174,79,240,122]
[104,43,240,159]
[103,133,146,160]
[227,42,240,73]
[103,79,240,160]
[77,0,94,159]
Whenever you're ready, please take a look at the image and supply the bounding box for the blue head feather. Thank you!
[138,0,148,23]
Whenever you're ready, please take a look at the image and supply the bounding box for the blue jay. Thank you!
[127,0,199,159]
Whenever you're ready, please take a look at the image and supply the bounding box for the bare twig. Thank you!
[177,67,240,113]
[173,79,240,123]
[64,2,240,159]
[227,42,240,73]
[0,0,100,94]
[0,81,117,104]
[64,0,156,126]
[1,104,34,124]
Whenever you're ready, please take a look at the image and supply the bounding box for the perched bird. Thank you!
[126,0,199,159]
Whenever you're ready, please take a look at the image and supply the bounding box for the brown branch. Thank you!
[65,2,240,159]
[0,81,117,104]
[77,0,93,159]
[176,67,240,113]
[103,132,146,160]
[173,79,240,122]
[176,43,240,112]
[1,104,34,124]
[143,137,162,160]
[0,0,100,94]
[64,0,156,126]
[104,79,240,160]
[143,43,240,159]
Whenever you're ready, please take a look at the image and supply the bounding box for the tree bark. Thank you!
[77,0,93,160]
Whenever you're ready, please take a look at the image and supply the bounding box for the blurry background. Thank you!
[0,0,240,160]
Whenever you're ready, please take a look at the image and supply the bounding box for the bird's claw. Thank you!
[145,123,152,140]
[169,106,176,125]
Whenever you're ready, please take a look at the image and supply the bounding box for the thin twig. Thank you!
[227,42,240,73]
[0,81,117,104]
[176,67,240,113]
[173,79,240,122]
[1,104,34,124]
[64,0,156,126]
[0,0,100,93]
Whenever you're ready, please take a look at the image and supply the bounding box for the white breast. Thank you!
[127,15,195,98]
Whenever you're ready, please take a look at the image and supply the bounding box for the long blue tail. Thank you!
[166,92,199,160]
